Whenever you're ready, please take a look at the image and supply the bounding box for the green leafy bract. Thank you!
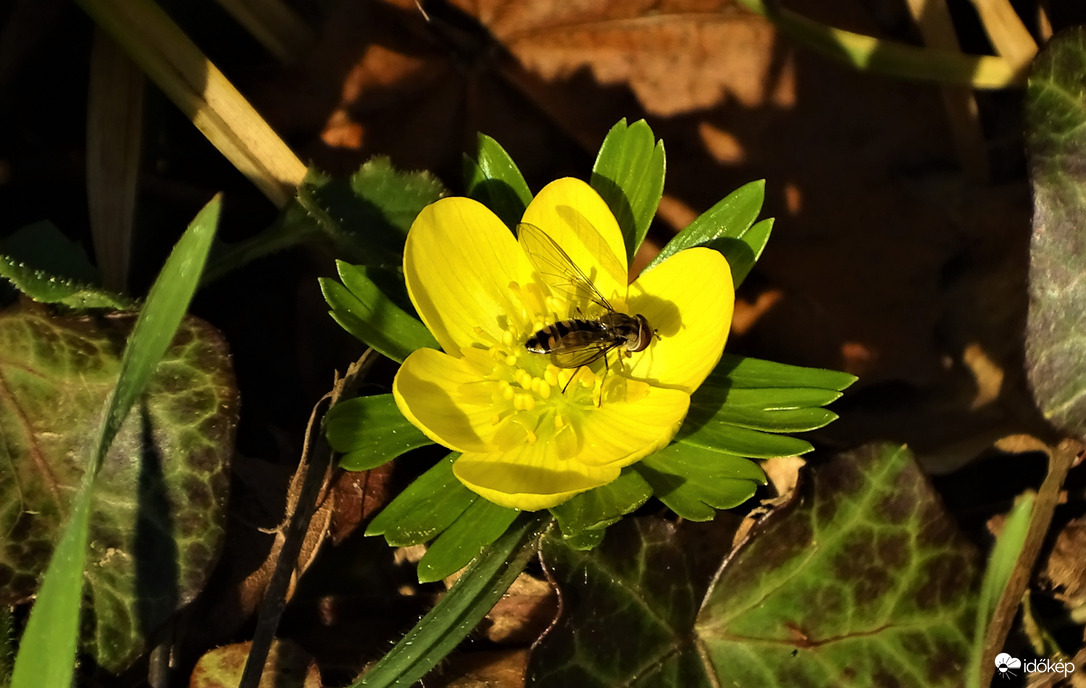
[636,443,765,522]
[325,394,433,470]
[590,119,666,263]
[417,498,519,583]
[365,453,474,549]
[647,181,771,287]
[297,158,445,267]
[549,469,653,546]
[464,133,533,229]
[0,222,132,309]
[320,261,437,362]
[529,444,980,687]
[1024,26,1086,438]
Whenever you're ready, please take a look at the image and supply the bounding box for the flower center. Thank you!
[454,279,636,460]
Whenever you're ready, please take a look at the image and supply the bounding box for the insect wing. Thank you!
[518,223,613,312]
[550,342,617,369]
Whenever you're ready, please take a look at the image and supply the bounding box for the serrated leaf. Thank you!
[320,261,437,362]
[636,443,765,522]
[590,119,665,262]
[325,394,432,470]
[646,180,767,283]
[295,158,445,266]
[695,444,979,686]
[9,195,230,682]
[417,498,519,583]
[464,133,533,229]
[528,518,714,688]
[365,453,474,546]
[1024,27,1086,438]
[712,353,858,391]
[676,422,813,459]
[0,221,131,309]
[549,469,653,543]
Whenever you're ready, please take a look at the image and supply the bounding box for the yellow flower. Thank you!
[393,178,733,510]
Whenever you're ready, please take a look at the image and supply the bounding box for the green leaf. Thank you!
[689,386,842,433]
[528,518,714,687]
[365,453,475,546]
[297,158,445,267]
[353,514,548,688]
[325,394,433,470]
[590,119,666,263]
[968,493,1033,686]
[464,133,533,229]
[0,606,12,685]
[549,469,653,544]
[532,444,981,687]
[1024,27,1086,438]
[646,180,768,285]
[0,222,132,309]
[696,443,979,686]
[711,353,858,391]
[676,422,813,459]
[417,498,520,583]
[708,217,773,287]
[10,195,224,685]
[320,261,438,362]
[636,444,765,521]
[1,312,235,665]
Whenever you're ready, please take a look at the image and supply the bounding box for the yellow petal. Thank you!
[404,197,534,352]
[626,247,733,393]
[393,347,501,453]
[574,383,690,467]
[520,178,627,313]
[453,444,622,511]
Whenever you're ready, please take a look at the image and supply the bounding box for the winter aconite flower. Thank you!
[393,178,733,510]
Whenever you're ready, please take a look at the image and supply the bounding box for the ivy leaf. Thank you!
[1024,26,1086,438]
[529,444,980,687]
[528,518,713,687]
[590,119,666,262]
[0,311,236,671]
[647,181,770,287]
[324,394,432,470]
[464,133,533,229]
[695,444,979,686]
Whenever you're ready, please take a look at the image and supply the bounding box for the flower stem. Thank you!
[351,513,551,688]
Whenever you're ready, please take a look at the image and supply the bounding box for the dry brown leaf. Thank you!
[434,648,529,688]
[329,462,397,544]
[189,639,321,688]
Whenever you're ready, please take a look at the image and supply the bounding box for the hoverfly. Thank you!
[520,223,654,380]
